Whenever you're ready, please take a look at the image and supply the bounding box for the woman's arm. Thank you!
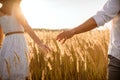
[14,3,50,52]
[0,26,3,48]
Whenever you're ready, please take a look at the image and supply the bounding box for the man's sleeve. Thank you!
[93,0,120,27]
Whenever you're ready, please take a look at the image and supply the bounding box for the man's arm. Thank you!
[57,0,120,43]
[56,17,97,43]
[72,17,97,35]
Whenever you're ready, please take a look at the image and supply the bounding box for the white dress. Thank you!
[0,12,29,79]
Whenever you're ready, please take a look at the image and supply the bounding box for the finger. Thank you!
[44,45,52,52]
[56,35,60,40]
[46,47,51,52]
[58,38,64,42]
[56,32,65,40]
[56,34,62,40]
[56,36,64,42]
[39,46,48,53]
[62,38,67,44]
[42,46,49,53]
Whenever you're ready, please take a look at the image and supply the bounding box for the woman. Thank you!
[0,0,50,79]
[57,0,120,80]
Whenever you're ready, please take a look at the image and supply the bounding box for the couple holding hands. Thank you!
[0,0,119,80]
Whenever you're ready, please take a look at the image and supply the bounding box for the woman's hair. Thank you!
[0,0,21,3]
[0,0,21,15]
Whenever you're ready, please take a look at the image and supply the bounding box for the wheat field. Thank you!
[24,29,109,80]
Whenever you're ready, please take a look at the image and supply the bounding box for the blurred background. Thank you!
[21,0,108,29]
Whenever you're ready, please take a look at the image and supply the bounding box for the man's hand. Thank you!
[56,30,74,44]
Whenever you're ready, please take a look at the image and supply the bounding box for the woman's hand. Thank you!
[38,44,51,53]
[56,29,74,44]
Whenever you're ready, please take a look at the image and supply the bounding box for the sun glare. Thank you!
[0,3,2,8]
[20,0,48,28]
[20,0,108,29]
[20,0,33,19]
[20,0,40,27]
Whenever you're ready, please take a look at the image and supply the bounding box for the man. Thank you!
[56,0,120,80]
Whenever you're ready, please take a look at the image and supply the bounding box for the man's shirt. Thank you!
[93,0,120,60]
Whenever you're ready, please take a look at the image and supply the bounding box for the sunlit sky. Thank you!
[21,0,108,29]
